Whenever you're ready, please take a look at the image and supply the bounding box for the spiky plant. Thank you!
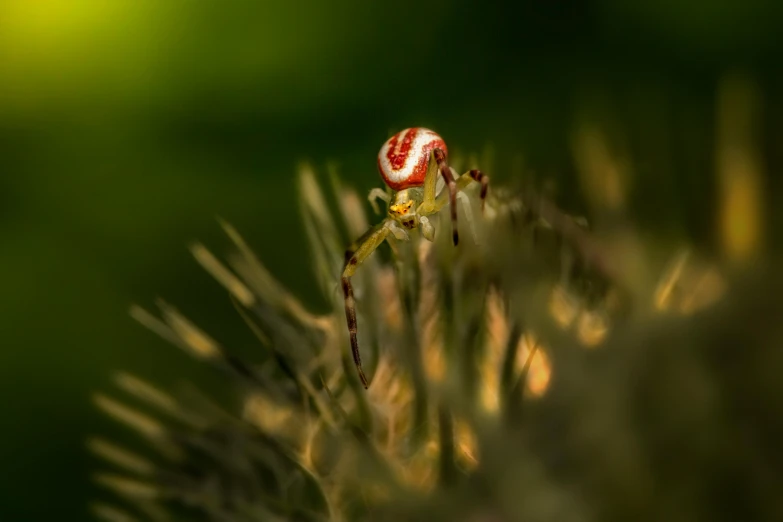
[87,155,612,520]
[90,116,783,521]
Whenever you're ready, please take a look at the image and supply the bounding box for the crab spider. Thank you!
[342,127,489,388]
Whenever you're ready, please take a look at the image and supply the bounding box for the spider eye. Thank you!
[390,201,414,215]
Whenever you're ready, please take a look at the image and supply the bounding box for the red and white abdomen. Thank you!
[377,128,447,190]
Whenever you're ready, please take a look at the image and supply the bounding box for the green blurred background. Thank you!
[1,1,781,519]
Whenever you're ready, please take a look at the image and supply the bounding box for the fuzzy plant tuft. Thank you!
[89,145,783,522]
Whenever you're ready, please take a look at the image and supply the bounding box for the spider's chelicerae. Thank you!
[342,127,489,388]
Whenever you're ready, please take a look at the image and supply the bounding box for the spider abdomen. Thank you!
[377,127,447,190]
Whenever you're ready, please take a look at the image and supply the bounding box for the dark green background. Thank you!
[1,1,781,519]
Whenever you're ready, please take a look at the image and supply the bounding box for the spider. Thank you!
[341,127,489,388]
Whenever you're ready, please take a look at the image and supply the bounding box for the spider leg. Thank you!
[459,169,489,212]
[420,151,489,246]
[342,221,392,388]
[367,187,391,215]
[436,169,489,213]
[432,148,460,245]
[421,149,441,212]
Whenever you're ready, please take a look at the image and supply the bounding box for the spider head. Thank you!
[389,192,418,230]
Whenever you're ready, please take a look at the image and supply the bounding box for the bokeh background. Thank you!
[1,1,781,520]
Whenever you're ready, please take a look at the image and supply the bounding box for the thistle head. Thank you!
[88,135,782,521]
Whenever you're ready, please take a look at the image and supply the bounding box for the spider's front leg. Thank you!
[368,187,391,215]
[436,168,489,212]
[342,220,396,389]
[419,149,490,245]
[418,148,460,245]
[432,166,490,243]
[458,168,489,212]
